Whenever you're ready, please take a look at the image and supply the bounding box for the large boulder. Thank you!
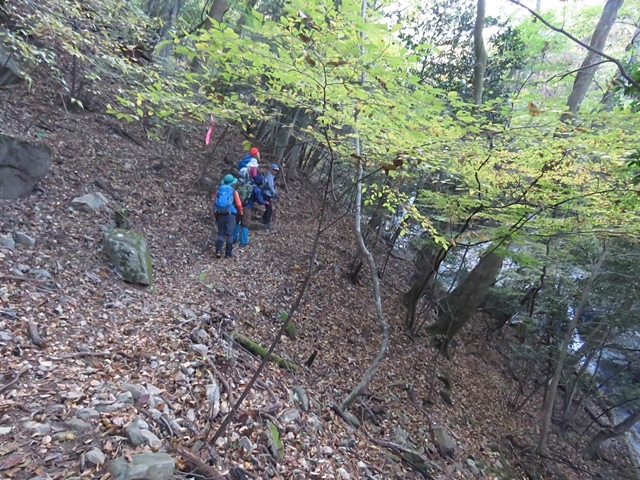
[0,135,52,199]
[0,46,24,86]
[104,229,153,285]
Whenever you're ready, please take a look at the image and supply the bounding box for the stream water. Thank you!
[573,332,640,475]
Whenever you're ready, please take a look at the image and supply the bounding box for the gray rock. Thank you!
[85,448,106,466]
[307,415,322,433]
[71,192,108,213]
[103,229,153,285]
[139,429,162,448]
[0,135,52,199]
[279,408,299,423]
[65,418,92,433]
[121,383,148,402]
[75,408,100,421]
[117,391,134,404]
[433,425,456,458]
[0,331,13,341]
[136,418,150,430]
[191,343,208,356]
[0,236,15,250]
[0,46,23,86]
[238,436,253,451]
[466,458,480,475]
[109,452,175,480]
[30,268,52,279]
[125,423,147,447]
[13,231,35,247]
[337,467,351,480]
[25,421,52,435]
[394,427,410,446]
[290,386,309,411]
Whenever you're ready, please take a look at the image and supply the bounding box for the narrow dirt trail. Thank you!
[0,77,635,480]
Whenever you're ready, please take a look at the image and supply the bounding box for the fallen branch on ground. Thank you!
[372,438,439,479]
[231,332,298,371]
[0,367,29,394]
[171,444,227,480]
[27,322,46,348]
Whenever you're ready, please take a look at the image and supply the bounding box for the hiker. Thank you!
[212,174,243,258]
[233,174,267,246]
[238,147,260,183]
[261,163,279,228]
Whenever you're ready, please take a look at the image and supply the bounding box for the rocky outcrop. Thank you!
[0,47,24,86]
[103,229,153,285]
[0,135,52,199]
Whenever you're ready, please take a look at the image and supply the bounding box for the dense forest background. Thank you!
[1,0,640,479]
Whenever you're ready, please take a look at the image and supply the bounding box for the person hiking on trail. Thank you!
[233,175,267,246]
[212,174,243,258]
[238,147,260,183]
[261,164,279,228]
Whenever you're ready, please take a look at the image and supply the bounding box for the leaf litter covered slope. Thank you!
[0,79,636,480]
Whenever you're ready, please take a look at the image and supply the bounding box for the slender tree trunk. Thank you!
[339,0,389,414]
[146,0,185,57]
[472,0,487,106]
[561,0,624,119]
[190,0,229,70]
[537,241,607,454]
[583,409,640,459]
[339,158,389,413]
[427,248,504,351]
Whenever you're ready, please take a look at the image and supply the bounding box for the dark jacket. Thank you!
[246,185,266,209]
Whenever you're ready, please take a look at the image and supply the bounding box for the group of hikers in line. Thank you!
[211,147,280,258]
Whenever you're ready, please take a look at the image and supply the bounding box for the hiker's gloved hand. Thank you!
[274,193,280,200]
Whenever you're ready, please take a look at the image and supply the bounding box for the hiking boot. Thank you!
[215,251,221,259]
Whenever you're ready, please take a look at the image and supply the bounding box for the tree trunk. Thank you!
[190,0,229,70]
[537,241,607,454]
[204,0,229,27]
[339,0,389,414]
[146,0,185,57]
[583,409,640,460]
[404,245,446,332]
[427,248,504,352]
[472,0,487,106]
[562,0,624,119]
[339,158,389,413]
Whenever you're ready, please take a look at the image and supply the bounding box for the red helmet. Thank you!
[249,147,259,156]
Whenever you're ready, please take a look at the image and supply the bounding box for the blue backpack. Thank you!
[238,154,252,171]
[214,185,235,214]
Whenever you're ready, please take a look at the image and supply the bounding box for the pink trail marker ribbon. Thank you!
[205,114,215,145]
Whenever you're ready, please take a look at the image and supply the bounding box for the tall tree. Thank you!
[146,0,186,58]
[427,248,505,353]
[537,241,608,454]
[472,0,487,105]
[562,0,625,119]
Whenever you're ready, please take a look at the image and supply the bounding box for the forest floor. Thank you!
[0,71,638,480]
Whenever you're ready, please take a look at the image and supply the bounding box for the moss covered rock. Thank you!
[104,229,153,285]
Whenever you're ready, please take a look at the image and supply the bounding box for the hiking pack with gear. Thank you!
[237,182,253,205]
[238,154,253,171]
[214,174,238,215]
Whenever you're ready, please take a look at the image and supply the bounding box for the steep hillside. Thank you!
[0,68,637,480]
